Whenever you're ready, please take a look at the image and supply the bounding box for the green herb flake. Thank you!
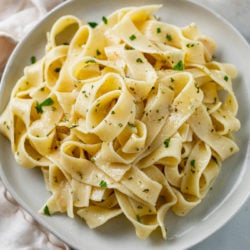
[191,159,196,167]
[166,34,172,41]
[173,60,184,71]
[195,83,200,93]
[99,180,107,188]
[129,34,137,41]
[96,49,101,56]
[35,97,54,114]
[88,22,98,28]
[224,75,229,81]
[164,138,171,148]
[124,44,134,50]
[136,58,143,63]
[102,16,108,24]
[143,188,150,193]
[156,27,161,33]
[186,43,195,48]
[43,205,51,216]
[30,56,36,64]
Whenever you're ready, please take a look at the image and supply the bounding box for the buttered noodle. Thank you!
[0,5,240,239]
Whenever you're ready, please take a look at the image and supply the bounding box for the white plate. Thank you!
[0,0,250,249]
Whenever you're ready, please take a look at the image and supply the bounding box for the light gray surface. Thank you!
[191,1,250,249]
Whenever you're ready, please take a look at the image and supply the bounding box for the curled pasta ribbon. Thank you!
[172,188,201,216]
[118,119,147,154]
[188,104,239,160]
[59,140,106,185]
[14,133,51,168]
[106,47,158,100]
[138,133,183,169]
[85,73,136,142]
[44,45,68,87]
[115,190,159,239]
[112,16,185,68]
[180,141,212,198]
[40,165,74,218]
[138,71,203,162]
[47,15,81,49]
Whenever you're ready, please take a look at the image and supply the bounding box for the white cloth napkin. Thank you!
[0,1,69,249]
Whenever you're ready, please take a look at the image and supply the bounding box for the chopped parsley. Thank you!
[30,56,36,64]
[190,159,196,173]
[124,44,134,50]
[102,16,108,24]
[190,159,196,167]
[35,97,54,114]
[224,75,229,81]
[166,34,172,41]
[96,49,101,56]
[164,138,171,148]
[195,83,200,93]
[88,22,98,28]
[136,58,143,63]
[99,180,107,188]
[156,27,161,33]
[173,60,184,71]
[186,43,195,48]
[43,205,51,216]
[129,34,137,41]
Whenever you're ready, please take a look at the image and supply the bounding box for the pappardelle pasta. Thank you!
[0,5,240,239]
